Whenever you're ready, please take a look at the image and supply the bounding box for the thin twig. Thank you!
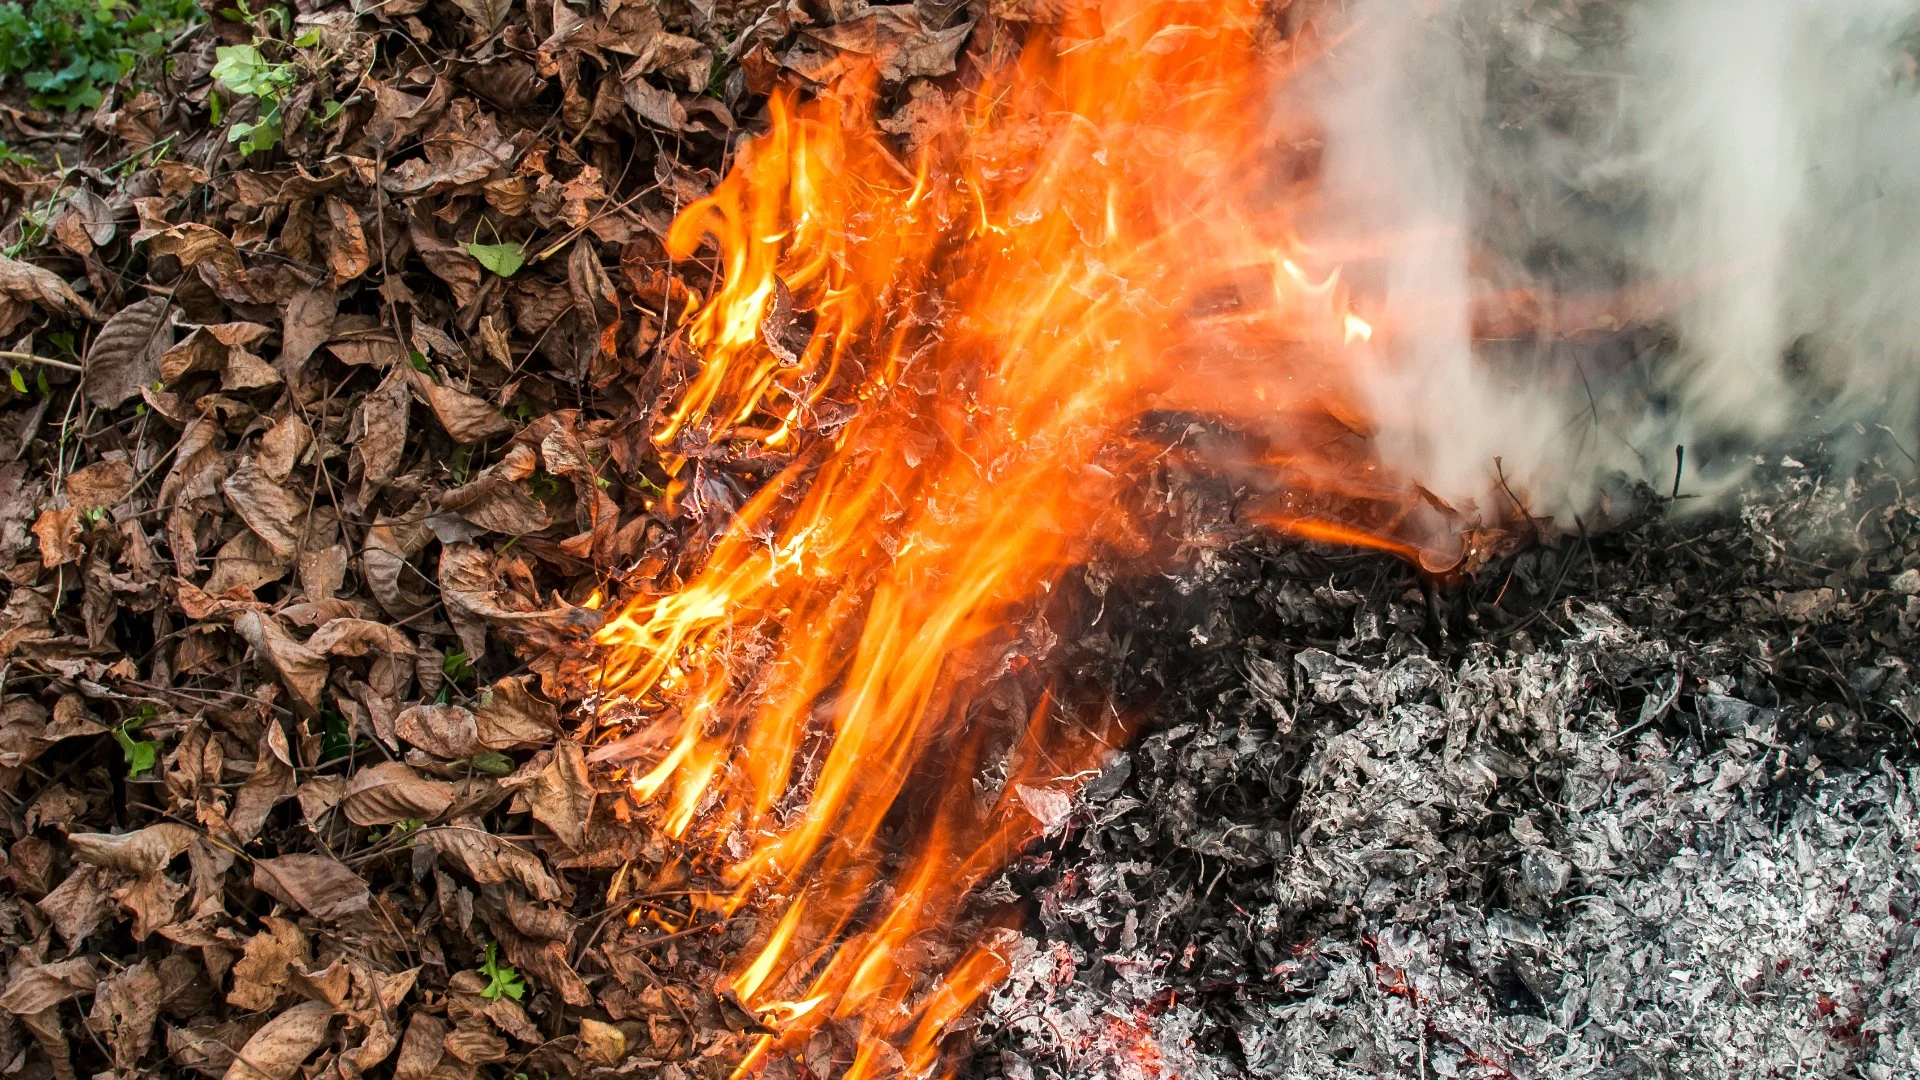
[0,350,81,372]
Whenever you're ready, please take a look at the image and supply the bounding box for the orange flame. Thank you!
[587,0,1444,1073]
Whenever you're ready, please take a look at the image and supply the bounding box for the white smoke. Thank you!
[1297,0,1920,528]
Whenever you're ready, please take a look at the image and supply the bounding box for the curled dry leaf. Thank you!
[87,958,163,1070]
[439,474,551,534]
[223,458,309,563]
[526,740,591,851]
[68,822,198,875]
[473,675,560,750]
[31,506,82,567]
[394,703,480,760]
[234,611,329,710]
[251,854,372,921]
[228,917,310,1012]
[403,366,514,444]
[421,820,562,900]
[223,999,334,1080]
[64,459,135,510]
[0,252,94,319]
[0,957,100,1015]
[230,721,298,845]
[305,617,416,658]
[83,296,172,408]
[340,761,456,826]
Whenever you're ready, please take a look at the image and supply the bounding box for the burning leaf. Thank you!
[83,297,172,408]
[421,819,562,900]
[222,1000,334,1080]
[0,957,99,1014]
[251,854,372,921]
[467,241,524,278]
[340,761,456,826]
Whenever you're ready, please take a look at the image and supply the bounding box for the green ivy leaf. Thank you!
[468,241,524,279]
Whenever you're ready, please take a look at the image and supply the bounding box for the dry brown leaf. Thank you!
[278,288,336,392]
[404,367,513,443]
[205,528,291,595]
[83,296,172,408]
[255,413,313,483]
[87,958,163,1069]
[351,365,411,501]
[441,1022,508,1065]
[340,761,456,826]
[451,0,513,37]
[578,1018,626,1066]
[169,1017,271,1077]
[0,957,99,1014]
[252,854,371,921]
[391,1013,447,1080]
[37,864,115,948]
[234,611,329,710]
[422,820,562,900]
[228,917,310,1012]
[64,459,134,510]
[223,458,309,563]
[31,506,82,567]
[322,196,370,287]
[295,776,345,824]
[394,704,480,760]
[68,821,197,875]
[474,675,560,750]
[223,999,334,1080]
[305,617,415,659]
[0,252,94,319]
[439,474,551,535]
[230,721,298,844]
[527,740,590,851]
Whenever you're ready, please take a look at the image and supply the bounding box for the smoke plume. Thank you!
[1294,0,1920,526]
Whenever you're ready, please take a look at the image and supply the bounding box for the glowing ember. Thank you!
[580,0,1448,1073]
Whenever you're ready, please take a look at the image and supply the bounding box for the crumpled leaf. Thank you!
[37,864,115,948]
[439,473,551,534]
[251,854,371,920]
[525,740,590,851]
[230,721,298,845]
[31,506,83,567]
[84,296,172,408]
[228,917,310,1012]
[0,957,99,1014]
[67,822,198,876]
[223,457,309,563]
[394,703,480,760]
[234,611,329,710]
[452,0,513,36]
[87,958,163,1069]
[474,675,560,750]
[0,252,94,319]
[223,999,334,1080]
[341,762,456,826]
[403,367,513,443]
[422,819,562,900]
[65,459,134,509]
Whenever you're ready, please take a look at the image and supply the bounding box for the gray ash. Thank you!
[969,457,1920,1080]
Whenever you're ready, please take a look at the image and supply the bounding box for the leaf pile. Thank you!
[0,0,1007,1075]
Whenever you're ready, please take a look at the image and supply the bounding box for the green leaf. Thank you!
[293,28,320,47]
[468,241,524,279]
[7,369,24,394]
[478,942,526,1002]
[470,751,513,777]
[408,350,430,372]
[111,720,159,778]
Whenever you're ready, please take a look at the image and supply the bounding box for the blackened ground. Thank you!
[968,453,1920,1080]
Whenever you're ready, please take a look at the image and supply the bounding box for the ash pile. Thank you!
[974,457,1920,1080]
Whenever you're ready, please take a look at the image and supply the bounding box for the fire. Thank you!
[584,0,1445,1074]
